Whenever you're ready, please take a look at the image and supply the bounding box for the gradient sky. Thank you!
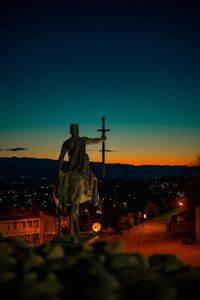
[1,0,200,165]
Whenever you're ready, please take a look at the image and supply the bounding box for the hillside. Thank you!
[0,157,190,179]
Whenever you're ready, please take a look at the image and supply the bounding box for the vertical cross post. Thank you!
[97,116,110,177]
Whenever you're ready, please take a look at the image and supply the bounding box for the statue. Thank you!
[53,124,106,243]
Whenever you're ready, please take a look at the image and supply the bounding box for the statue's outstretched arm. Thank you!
[85,137,106,145]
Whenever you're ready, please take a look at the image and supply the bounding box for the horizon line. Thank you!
[0,156,191,167]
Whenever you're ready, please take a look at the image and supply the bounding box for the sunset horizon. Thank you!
[0,154,194,167]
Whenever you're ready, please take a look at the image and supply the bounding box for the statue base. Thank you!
[51,232,99,246]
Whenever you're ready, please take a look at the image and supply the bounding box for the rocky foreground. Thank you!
[0,234,200,300]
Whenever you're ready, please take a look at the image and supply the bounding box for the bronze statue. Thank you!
[53,124,106,243]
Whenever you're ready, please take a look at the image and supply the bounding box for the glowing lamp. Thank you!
[143,213,147,219]
[178,202,183,206]
[92,222,101,233]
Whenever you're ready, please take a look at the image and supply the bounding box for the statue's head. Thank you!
[70,124,79,136]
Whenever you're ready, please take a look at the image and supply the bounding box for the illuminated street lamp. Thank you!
[92,222,101,233]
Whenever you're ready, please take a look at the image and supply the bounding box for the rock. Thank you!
[149,254,188,273]
[108,253,149,270]
[46,244,65,261]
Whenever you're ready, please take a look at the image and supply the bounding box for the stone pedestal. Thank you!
[51,232,99,246]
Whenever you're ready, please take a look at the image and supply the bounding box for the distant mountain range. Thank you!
[0,157,191,179]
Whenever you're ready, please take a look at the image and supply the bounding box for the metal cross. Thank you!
[97,116,110,177]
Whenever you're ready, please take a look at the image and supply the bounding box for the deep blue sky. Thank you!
[0,0,200,165]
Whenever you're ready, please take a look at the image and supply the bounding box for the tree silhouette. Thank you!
[183,153,200,207]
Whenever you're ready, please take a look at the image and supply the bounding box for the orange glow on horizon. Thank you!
[0,152,192,166]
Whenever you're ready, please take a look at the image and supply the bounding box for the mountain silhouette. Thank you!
[0,157,190,179]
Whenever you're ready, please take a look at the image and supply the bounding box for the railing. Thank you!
[0,217,40,236]
[0,211,57,247]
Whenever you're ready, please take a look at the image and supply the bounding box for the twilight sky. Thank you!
[1,0,200,165]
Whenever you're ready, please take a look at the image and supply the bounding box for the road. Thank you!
[100,210,200,268]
